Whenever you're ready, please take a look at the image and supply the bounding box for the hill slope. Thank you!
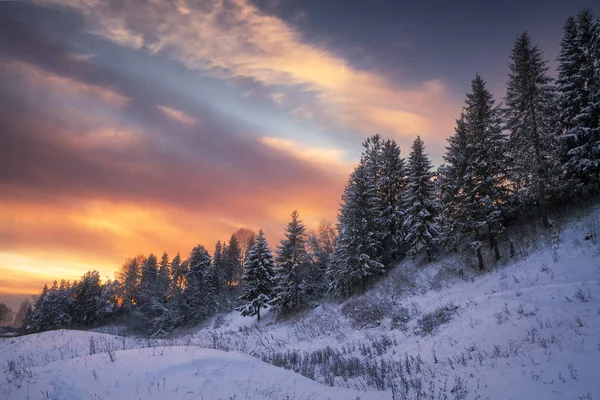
[2,209,600,399]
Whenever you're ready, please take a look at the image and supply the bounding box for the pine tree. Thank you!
[170,253,185,294]
[439,116,470,251]
[461,75,508,268]
[223,235,242,286]
[504,32,560,225]
[72,270,103,327]
[29,281,74,332]
[237,230,275,321]
[183,245,213,324]
[271,210,310,310]
[359,135,389,263]
[210,241,227,293]
[329,163,385,296]
[116,256,142,313]
[307,220,337,298]
[557,10,600,187]
[378,139,407,263]
[157,252,171,300]
[138,254,158,306]
[402,136,439,261]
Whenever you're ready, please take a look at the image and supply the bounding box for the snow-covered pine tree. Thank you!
[504,32,561,226]
[183,245,214,324]
[439,116,470,252]
[557,10,600,188]
[307,220,337,298]
[270,210,310,310]
[462,75,508,267]
[136,254,163,332]
[169,253,185,294]
[378,139,407,263]
[329,162,385,296]
[402,136,439,261]
[116,256,142,313]
[223,235,242,287]
[237,229,275,321]
[71,270,103,327]
[28,280,74,332]
[157,252,171,301]
[210,241,227,293]
[138,254,159,306]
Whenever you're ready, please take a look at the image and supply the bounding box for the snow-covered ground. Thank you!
[2,208,600,399]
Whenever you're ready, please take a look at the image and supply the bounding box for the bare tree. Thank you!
[233,228,257,264]
[0,302,14,327]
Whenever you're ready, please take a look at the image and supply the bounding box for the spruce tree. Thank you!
[183,245,213,324]
[157,252,171,300]
[402,136,439,261]
[237,230,275,321]
[307,220,337,298]
[116,256,142,313]
[170,253,185,294]
[72,270,102,327]
[223,235,242,286]
[462,75,508,267]
[139,254,158,306]
[329,163,385,296]
[439,116,470,251]
[504,32,560,225]
[557,10,600,187]
[271,210,310,310]
[378,139,407,263]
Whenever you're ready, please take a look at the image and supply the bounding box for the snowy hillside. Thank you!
[2,209,600,400]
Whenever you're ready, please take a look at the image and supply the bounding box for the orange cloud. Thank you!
[39,0,458,144]
[259,136,353,174]
[157,105,197,126]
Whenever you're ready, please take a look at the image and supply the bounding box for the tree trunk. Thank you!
[489,233,501,261]
[477,247,484,271]
[257,307,260,322]
[509,240,515,259]
[539,205,550,229]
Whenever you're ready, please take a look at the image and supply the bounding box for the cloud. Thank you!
[0,60,130,107]
[259,136,352,174]
[38,0,458,145]
[157,105,197,126]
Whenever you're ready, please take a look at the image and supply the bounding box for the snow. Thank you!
[2,208,600,399]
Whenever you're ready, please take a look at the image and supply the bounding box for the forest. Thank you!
[5,9,599,338]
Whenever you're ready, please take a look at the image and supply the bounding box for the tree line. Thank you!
[19,9,600,335]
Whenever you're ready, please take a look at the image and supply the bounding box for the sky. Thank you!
[0,0,598,311]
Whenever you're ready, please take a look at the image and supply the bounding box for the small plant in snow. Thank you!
[340,296,390,329]
[390,306,411,331]
[414,303,459,336]
[568,362,578,380]
[574,284,592,302]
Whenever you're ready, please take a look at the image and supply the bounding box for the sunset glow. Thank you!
[0,0,595,311]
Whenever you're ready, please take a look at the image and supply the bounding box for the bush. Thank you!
[390,306,411,331]
[415,303,459,336]
[341,296,390,329]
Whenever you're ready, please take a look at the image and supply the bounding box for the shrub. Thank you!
[415,303,459,336]
[390,306,411,331]
[341,296,390,329]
